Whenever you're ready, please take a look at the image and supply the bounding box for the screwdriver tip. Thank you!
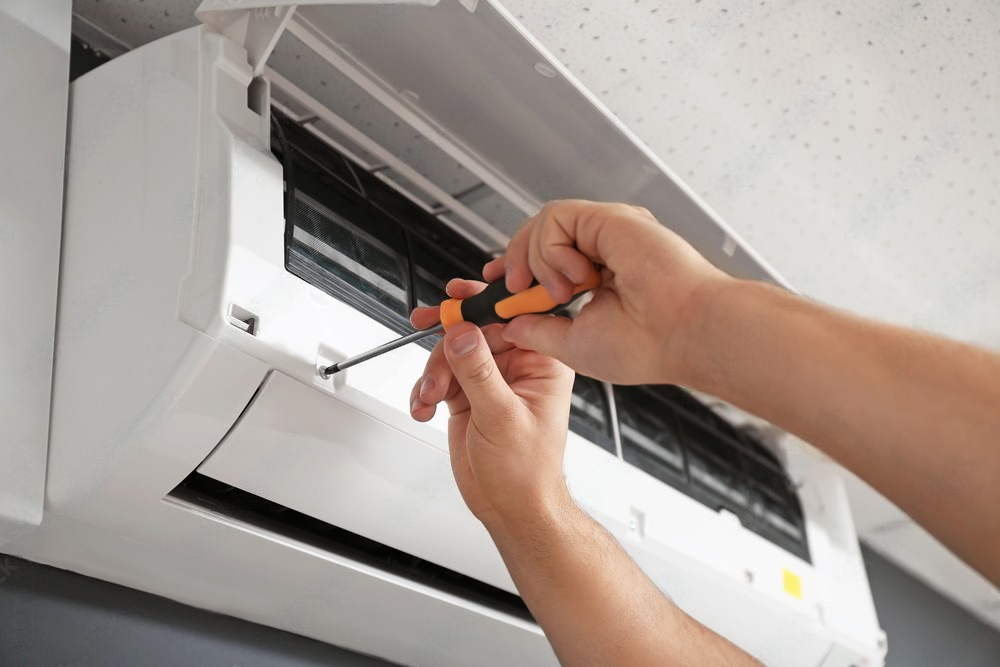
[321,363,338,378]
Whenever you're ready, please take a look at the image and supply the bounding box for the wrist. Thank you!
[663,272,739,386]
[480,482,580,545]
[670,277,792,397]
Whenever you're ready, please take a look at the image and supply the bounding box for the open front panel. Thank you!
[282,1,781,283]
[274,109,490,345]
[256,106,812,567]
[258,11,810,564]
[203,0,788,280]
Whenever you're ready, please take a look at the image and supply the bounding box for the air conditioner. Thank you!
[5,1,886,665]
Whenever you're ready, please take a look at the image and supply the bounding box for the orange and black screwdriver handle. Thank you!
[438,265,603,331]
[320,266,603,376]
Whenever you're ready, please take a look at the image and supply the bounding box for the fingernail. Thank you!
[411,398,424,414]
[419,375,435,398]
[450,331,479,356]
[541,279,558,297]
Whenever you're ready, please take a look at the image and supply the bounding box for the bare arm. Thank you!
[499,199,1000,586]
[410,282,758,666]
[679,279,1000,583]
[485,493,756,666]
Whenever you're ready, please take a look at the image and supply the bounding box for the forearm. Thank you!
[483,496,758,666]
[677,279,1000,583]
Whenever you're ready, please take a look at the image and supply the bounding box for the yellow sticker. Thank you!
[783,569,802,599]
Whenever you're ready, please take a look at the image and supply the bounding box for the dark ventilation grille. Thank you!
[569,375,615,454]
[272,109,490,350]
[270,107,809,562]
[616,385,810,562]
[289,191,410,320]
[617,386,686,487]
[169,473,533,623]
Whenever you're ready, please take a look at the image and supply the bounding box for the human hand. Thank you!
[490,199,731,385]
[409,280,575,527]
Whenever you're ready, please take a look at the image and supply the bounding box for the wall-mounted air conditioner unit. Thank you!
[4,2,885,665]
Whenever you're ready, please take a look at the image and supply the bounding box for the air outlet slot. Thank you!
[168,473,534,623]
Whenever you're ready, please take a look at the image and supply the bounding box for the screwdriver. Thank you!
[321,266,603,377]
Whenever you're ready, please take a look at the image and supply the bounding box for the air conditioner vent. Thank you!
[616,386,810,562]
[272,104,809,562]
[569,375,615,454]
[170,473,534,624]
[273,108,492,347]
[617,386,687,487]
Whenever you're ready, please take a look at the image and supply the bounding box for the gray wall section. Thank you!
[0,554,395,667]
[861,546,1000,666]
[3,550,1000,665]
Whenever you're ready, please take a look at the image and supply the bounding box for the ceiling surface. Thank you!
[502,0,1000,350]
[71,0,1000,633]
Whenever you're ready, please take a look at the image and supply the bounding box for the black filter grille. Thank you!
[618,386,686,486]
[289,191,410,319]
[270,108,809,562]
[615,385,810,562]
[569,375,616,454]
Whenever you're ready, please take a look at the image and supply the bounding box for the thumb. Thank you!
[501,314,574,360]
[444,322,517,421]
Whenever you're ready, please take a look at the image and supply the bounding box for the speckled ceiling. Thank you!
[501,1,1000,353]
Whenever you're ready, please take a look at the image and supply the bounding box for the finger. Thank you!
[409,374,438,422]
[526,220,572,304]
[445,278,488,299]
[504,218,536,293]
[443,322,518,423]
[483,256,505,283]
[527,203,603,303]
[501,314,575,361]
[540,211,597,285]
[410,305,442,330]
[410,339,450,421]
[631,204,657,222]
[412,334,459,398]
[411,320,512,414]
[411,279,489,329]
[481,322,515,356]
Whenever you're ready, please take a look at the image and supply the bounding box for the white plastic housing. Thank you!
[6,11,885,667]
[0,0,71,546]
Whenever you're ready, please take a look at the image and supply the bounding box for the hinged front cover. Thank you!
[196,0,783,283]
[196,2,436,76]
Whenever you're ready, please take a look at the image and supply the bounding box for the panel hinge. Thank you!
[196,3,297,76]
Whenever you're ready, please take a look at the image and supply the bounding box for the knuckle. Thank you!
[467,358,496,386]
[632,205,655,220]
[610,202,636,218]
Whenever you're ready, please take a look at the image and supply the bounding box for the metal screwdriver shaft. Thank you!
[321,324,444,377]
